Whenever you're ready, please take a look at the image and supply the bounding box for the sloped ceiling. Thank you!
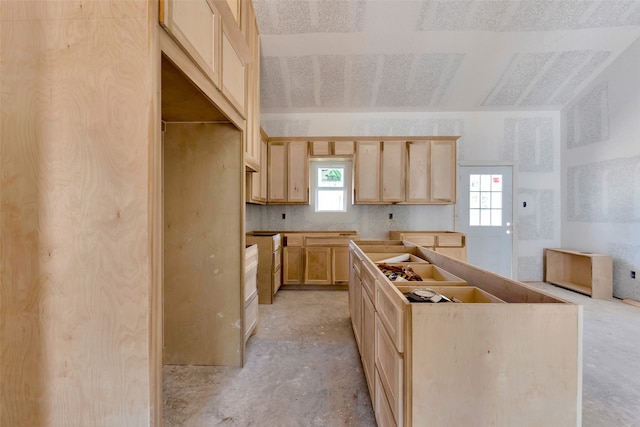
[254,0,640,113]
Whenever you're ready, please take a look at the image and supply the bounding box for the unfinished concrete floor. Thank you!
[163,290,375,426]
[163,286,640,427]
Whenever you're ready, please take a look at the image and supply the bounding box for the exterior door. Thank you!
[458,165,513,278]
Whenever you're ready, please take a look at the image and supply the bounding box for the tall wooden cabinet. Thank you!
[1,0,261,425]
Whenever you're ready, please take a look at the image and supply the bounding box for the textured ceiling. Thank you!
[254,0,640,113]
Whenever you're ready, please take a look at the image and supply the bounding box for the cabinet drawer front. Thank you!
[361,261,376,301]
[305,236,355,246]
[273,249,282,271]
[436,234,464,247]
[284,234,304,247]
[245,244,258,267]
[244,264,257,301]
[375,316,404,426]
[271,234,281,251]
[375,276,406,352]
[244,292,258,340]
[375,368,399,427]
[272,266,282,294]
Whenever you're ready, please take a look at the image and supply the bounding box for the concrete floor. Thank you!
[163,285,640,427]
[163,290,376,426]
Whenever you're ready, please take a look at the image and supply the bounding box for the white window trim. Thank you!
[311,160,352,213]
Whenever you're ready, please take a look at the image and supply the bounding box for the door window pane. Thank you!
[469,174,503,227]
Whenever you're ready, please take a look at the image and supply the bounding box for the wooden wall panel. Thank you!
[163,123,243,367]
[1,1,153,425]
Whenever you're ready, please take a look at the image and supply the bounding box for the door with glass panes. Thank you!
[458,166,513,278]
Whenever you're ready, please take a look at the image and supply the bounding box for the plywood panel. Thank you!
[1,4,153,425]
[411,304,582,426]
[163,122,243,366]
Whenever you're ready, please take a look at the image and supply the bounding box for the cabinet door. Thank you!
[287,140,309,203]
[310,140,331,156]
[160,0,221,88]
[354,141,381,203]
[282,246,303,284]
[304,247,332,285]
[268,142,287,203]
[430,140,456,203]
[381,141,405,202]
[333,140,354,156]
[332,247,350,284]
[221,27,246,115]
[406,140,429,203]
[248,135,266,203]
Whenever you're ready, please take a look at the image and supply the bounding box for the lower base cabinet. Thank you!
[350,241,582,427]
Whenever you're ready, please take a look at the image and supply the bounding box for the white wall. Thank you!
[250,110,561,280]
[561,37,640,300]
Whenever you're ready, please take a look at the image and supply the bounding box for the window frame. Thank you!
[311,160,352,213]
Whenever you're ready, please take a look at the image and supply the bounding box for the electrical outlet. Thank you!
[389,213,393,219]
[282,213,286,220]
[632,271,636,279]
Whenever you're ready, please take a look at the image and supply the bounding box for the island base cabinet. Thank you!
[349,241,583,427]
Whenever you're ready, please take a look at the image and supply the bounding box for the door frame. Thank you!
[455,161,519,279]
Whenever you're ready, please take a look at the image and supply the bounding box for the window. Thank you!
[469,174,503,226]
[312,161,351,212]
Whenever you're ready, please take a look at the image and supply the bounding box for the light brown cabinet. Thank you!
[267,140,309,204]
[381,140,406,202]
[282,232,359,285]
[244,244,258,342]
[246,233,282,304]
[389,230,467,261]
[283,246,304,284]
[353,137,458,205]
[354,141,382,203]
[545,248,613,299]
[349,241,582,427]
[242,1,261,172]
[304,247,332,285]
[247,130,268,204]
[310,140,355,157]
[429,140,456,203]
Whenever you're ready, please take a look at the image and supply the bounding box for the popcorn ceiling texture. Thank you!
[416,0,640,32]
[255,0,638,113]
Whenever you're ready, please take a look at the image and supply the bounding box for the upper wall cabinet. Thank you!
[267,140,309,204]
[160,0,252,120]
[310,140,355,157]
[354,137,458,205]
[160,0,222,89]
[243,1,261,171]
